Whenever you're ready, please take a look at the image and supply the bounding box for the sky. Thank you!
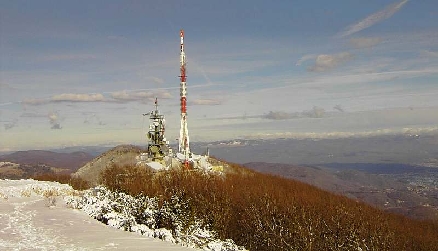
[1,0,438,151]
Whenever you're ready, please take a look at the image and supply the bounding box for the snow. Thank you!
[66,186,245,250]
[147,161,166,171]
[138,153,215,172]
[0,179,246,251]
[175,153,214,171]
[0,179,194,250]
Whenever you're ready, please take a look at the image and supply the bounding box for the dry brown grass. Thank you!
[33,173,90,190]
[101,163,438,251]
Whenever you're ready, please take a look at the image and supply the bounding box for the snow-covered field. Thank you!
[0,179,241,251]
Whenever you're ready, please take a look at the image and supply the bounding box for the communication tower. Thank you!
[178,29,190,167]
[145,98,169,161]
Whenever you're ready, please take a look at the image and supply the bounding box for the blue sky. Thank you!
[1,0,438,151]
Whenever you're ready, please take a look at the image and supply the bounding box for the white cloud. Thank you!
[349,37,383,49]
[308,52,353,72]
[21,90,173,106]
[338,0,409,38]
[296,54,318,66]
[111,91,136,101]
[52,93,105,102]
[22,93,105,105]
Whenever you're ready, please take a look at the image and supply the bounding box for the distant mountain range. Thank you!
[0,150,95,179]
[1,134,437,221]
[0,150,94,171]
[204,135,437,165]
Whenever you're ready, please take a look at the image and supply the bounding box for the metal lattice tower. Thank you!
[145,98,169,161]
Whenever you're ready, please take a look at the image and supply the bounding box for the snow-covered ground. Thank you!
[0,179,194,250]
[0,179,245,251]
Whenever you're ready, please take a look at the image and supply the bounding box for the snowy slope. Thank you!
[0,179,193,250]
[0,179,245,251]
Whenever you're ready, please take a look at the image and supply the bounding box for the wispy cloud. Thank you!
[243,127,438,140]
[211,107,327,121]
[22,93,105,105]
[190,99,222,106]
[110,91,143,101]
[151,77,165,85]
[306,68,438,87]
[296,54,318,66]
[190,57,277,76]
[52,93,105,102]
[338,0,409,38]
[349,37,383,49]
[111,90,172,103]
[22,98,50,106]
[308,52,353,72]
[21,90,173,106]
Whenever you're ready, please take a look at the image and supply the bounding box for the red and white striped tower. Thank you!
[178,29,190,166]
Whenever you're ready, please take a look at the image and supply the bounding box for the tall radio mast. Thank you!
[178,29,190,166]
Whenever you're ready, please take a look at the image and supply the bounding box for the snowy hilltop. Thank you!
[2,160,437,250]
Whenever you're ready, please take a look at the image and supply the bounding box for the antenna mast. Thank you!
[178,29,190,166]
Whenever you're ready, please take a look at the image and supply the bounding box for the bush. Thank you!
[100,163,438,251]
[33,173,90,190]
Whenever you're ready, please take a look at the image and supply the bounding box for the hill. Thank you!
[29,149,438,250]
[73,145,143,186]
[74,144,247,186]
[96,162,438,250]
[0,162,67,179]
[0,150,93,172]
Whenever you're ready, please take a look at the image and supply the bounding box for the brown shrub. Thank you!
[33,173,90,190]
[100,163,438,251]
